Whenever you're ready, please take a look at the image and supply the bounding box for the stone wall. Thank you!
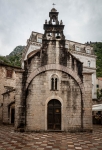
[0,64,16,122]
[2,90,15,124]
[25,70,82,131]
[72,52,96,99]
[27,52,41,76]
[15,71,23,129]
[22,31,96,100]
[83,73,92,130]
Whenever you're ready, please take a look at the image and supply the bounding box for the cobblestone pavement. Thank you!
[0,125,102,150]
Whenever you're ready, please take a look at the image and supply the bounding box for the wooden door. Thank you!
[47,99,61,130]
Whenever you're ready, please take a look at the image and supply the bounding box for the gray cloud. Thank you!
[0,0,102,55]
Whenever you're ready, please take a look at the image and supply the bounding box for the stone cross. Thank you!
[52,3,56,8]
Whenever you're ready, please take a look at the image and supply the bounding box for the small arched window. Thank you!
[51,15,57,25]
[55,78,57,90]
[51,75,58,91]
[87,61,91,67]
[51,78,54,90]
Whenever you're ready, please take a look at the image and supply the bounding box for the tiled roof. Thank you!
[97,77,102,81]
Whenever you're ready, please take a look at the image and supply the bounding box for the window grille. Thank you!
[87,61,91,67]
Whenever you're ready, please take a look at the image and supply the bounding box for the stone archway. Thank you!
[26,64,85,97]
[22,64,85,131]
[25,64,85,130]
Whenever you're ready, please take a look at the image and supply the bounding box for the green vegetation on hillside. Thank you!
[0,46,25,67]
[91,42,102,77]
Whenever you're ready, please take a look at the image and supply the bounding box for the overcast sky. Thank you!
[0,0,102,56]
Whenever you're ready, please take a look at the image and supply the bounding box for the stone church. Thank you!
[15,8,93,131]
[1,8,95,132]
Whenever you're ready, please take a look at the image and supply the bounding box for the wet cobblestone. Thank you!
[0,125,102,150]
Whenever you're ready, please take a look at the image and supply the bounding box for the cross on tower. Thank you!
[52,3,56,8]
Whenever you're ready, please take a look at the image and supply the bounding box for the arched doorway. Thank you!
[11,108,15,124]
[47,99,61,130]
[8,102,15,124]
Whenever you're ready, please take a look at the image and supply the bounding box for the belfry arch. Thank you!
[26,64,85,97]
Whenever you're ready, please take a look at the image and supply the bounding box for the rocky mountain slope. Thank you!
[0,46,25,67]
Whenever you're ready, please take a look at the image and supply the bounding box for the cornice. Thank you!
[82,71,94,74]
[71,50,96,58]
[28,41,42,47]
[15,69,24,73]
[83,66,96,70]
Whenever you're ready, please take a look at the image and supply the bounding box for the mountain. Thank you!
[0,46,25,67]
[9,46,24,56]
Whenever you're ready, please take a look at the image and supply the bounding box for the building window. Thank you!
[96,84,99,88]
[6,70,13,78]
[86,49,90,54]
[51,75,58,91]
[87,61,91,67]
[51,78,54,90]
[76,47,80,51]
[37,38,42,43]
[55,78,57,90]
[65,44,68,48]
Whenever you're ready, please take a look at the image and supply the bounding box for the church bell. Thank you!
[56,33,61,39]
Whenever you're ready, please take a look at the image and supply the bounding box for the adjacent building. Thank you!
[0,61,22,123]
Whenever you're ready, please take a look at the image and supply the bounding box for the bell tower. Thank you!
[43,8,65,40]
[41,8,67,66]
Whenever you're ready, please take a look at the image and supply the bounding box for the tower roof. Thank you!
[51,8,57,12]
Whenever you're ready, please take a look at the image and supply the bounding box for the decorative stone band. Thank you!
[26,64,85,96]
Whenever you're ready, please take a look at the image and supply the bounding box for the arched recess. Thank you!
[8,101,15,124]
[45,95,63,131]
[26,64,85,97]
[25,64,85,130]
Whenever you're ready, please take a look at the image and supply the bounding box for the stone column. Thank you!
[82,72,93,131]
[15,71,24,130]
[56,41,60,64]
[69,55,72,69]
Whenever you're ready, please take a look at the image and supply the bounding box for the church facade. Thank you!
[14,8,93,132]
